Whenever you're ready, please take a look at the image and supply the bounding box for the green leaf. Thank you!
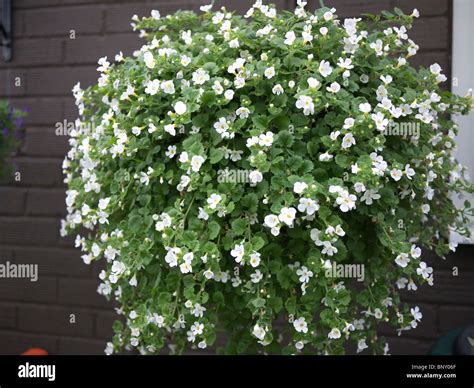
[208,221,221,240]
[210,148,225,164]
[231,218,247,236]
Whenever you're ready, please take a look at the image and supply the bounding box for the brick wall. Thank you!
[0,0,471,355]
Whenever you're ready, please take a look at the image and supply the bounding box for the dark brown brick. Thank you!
[439,306,474,333]
[22,6,103,37]
[410,51,449,74]
[394,0,449,17]
[10,157,63,187]
[58,336,106,355]
[18,304,95,336]
[58,278,113,308]
[0,38,63,68]
[0,303,17,329]
[26,66,97,96]
[401,270,474,306]
[409,17,449,50]
[0,69,27,97]
[384,336,432,355]
[95,311,117,339]
[21,127,70,158]
[0,330,58,355]
[25,188,66,216]
[0,187,26,215]
[0,216,59,245]
[64,33,141,65]
[14,246,90,277]
[0,276,57,303]
[8,97,64,126]
[13,0,63,9]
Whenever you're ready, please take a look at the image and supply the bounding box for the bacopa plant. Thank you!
[62,1,473,355]
[0,101,25,180]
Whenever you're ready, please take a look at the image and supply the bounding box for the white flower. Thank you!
[371,112,388,131]
[296,266,313,283]
[328,328,341,339]
[404,164,415,179]
[298,198,319,215]
[359,103,372,113]
[390,169,403,181]
[272,84,284,95]
[214,118,229,134]
[180,55,191,66]
[395,253,410,268]
[319,152,333,161]
[180,261,192,274]
[236,107,250,119]
[278,207,297,226]
[231,243,245,264]
[198,207,209,221]
[396,277,408,289]
[253,324,267,340]
[293,182,308,194]
[296,95,314,115]
[224,89,235,100]
[341,133,355,149]
[410,245,421,259]
[166,145,177,158]
[191,155,205,172]
[264,66,276,79]
[293,317,308,333]
[318,60,333,77]
[164,124,176,136]
[174,101,187,115]
[192,68,210,85]
[249,252,261,267]
[264,214,279,228]
[98,198,110,210]
[322,241,338,256]
[416,262,433,279]
[143,51,155,69]
[144,79,160,95]
[360,189,381,205]
[307,77,320,89]
[411,306,422,322]
[249,170,263,184]
[258,131,274,147]
[250,270,263,283]
[284,31,296,45]
[327,82,341,93]
[151,10,160,19]
[179,151,189,163]
[212,80,224,94]
[161,80,175,94]
[207,193,222,209]
[336,191,357,212]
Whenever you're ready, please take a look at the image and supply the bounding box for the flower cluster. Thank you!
[62,2,473,355]
[0,101,25,179]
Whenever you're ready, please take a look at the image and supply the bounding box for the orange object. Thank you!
[21,348,48,356]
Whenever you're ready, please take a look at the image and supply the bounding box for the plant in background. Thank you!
[62,1,473,355]
[0,101,25,180]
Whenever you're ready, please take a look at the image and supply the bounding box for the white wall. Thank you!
[451,0,474,244]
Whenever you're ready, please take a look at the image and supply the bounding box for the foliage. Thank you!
[62,2,473,355]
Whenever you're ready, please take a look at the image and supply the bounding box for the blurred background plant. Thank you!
[0,101,26,180]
